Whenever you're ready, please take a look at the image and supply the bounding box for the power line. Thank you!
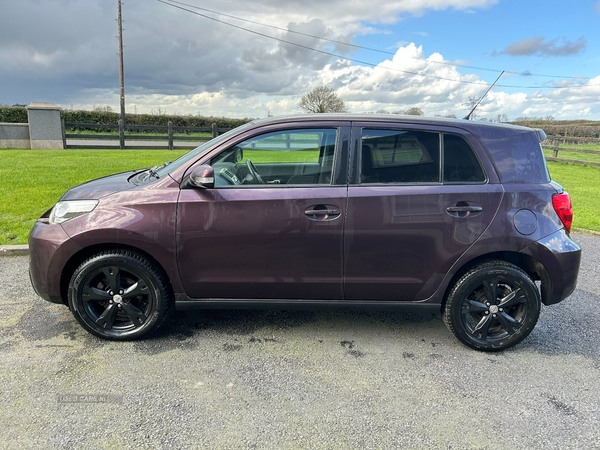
[164,0,584,80]
[156,0,489,87]
[158,0,597,90]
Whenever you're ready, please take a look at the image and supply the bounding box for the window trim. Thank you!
[354,126,488,186]
[441,132,488,185]
[358,127,442,185]
[205,126,342,189]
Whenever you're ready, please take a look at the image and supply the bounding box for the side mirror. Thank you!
[235,147,244,163]
[184,165,215,189]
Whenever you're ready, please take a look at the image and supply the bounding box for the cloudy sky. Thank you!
[1,0,600,120]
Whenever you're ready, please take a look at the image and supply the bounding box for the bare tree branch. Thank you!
[299,86,348,113]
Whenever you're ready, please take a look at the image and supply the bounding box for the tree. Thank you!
[299,85,348,113]
[377,107,423,115]
[404,107,423,116]
[94,105,113,113]
[466,96,479,120]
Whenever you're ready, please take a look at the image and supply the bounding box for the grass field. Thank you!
[544,148,600,164]
[542,139,600,165]
[547,161,600,232]
[0,149,598,245]
[0,149,186,245]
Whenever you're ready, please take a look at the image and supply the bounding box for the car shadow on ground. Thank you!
[156,308,441,338]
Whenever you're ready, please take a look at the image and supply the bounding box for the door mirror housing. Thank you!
[183,165,215,189]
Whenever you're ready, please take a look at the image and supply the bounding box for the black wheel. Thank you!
[68,250,171,340]
[443,261,541,351]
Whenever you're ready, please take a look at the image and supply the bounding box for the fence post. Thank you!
[168,121,174,150]
[61,117,67,149]
[553,143,559,158]
[212,123,217,138]
[118,119,125,149]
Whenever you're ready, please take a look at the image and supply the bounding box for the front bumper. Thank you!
[29,219,81,305]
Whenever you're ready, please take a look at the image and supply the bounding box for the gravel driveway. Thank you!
[1,233,599,449]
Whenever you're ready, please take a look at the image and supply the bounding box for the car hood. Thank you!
[60,171,138,201]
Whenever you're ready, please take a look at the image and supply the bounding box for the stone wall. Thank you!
[27,103,63,149]
[0,123,30,148]
[0,102,64,149]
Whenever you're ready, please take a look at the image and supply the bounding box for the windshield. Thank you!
[154,122,254,178]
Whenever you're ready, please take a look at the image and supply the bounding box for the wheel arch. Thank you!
[440,251,550,311]
[59,243,175,306]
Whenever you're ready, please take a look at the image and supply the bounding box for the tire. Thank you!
[443,261,541,351]
[68,250,171,340]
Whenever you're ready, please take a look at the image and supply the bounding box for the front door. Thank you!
[177,126,349,300]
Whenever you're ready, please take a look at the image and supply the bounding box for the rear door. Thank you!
[177,123,350,300]
[344,123,504,301]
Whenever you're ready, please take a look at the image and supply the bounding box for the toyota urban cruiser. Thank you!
[29,114,581,351]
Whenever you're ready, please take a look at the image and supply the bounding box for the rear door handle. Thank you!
[446,206,483,213]
[446,203,483,218]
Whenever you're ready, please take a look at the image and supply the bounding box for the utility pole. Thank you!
[117,0,125,125]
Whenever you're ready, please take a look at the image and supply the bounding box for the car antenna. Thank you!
[463,70,505,120]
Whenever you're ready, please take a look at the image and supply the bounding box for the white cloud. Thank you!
[62,44,600,121]
[1,0,599,120]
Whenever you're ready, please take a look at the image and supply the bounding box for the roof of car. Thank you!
[251,113,521,128]
[249,113,546,142]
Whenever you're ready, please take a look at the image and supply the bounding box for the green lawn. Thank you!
[0,149,186,245]
[0,150,598,245]
[547,161,600,232]
[544,148,600,164]
[243,149,320,163]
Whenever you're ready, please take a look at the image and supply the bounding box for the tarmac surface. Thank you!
[1,233,598,449]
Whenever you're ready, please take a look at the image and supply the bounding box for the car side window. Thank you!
[210,128,337,186]
[361,129,440,184]
[442,134,486,183]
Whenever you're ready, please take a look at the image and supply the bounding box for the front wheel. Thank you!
[443,261,541,351]
[68,250,171,340]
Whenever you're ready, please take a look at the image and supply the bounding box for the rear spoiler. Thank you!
[534,128,547,142]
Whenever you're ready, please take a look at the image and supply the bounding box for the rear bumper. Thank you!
[521,229,581,305]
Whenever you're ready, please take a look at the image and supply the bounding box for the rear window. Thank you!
[360,129,485,184]
[361,129,440,183]
[469,124,550,184]
[443,134,485,183]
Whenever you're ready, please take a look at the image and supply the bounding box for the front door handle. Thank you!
[305,205,341,221]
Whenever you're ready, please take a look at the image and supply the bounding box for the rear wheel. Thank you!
[443,261,541,351]
[68,250,171,340]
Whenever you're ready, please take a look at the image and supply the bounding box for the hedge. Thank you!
[0,106,252,130]
[0,107,28,123]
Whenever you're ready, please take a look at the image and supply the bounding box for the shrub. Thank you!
[0,106,252,131]
[0,107,28,123]
[61,110,251,131]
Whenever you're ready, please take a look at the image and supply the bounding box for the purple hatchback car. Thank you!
[29,114,581,350]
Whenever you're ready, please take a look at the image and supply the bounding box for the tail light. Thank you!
[552,192,573,233]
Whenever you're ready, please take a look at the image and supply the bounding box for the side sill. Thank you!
[175,299,441,313]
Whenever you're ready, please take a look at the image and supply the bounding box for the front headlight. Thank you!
[49,200,99,224]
